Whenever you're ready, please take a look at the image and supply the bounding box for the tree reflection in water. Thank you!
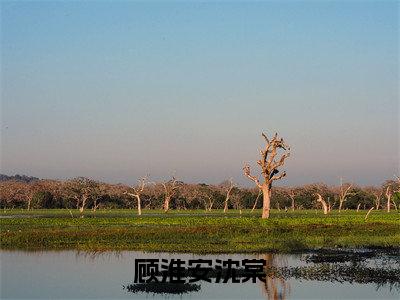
[73,250,399,298]
[259,254,290,300]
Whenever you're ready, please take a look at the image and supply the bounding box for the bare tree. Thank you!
[288,188,297,211]
[327,196,336,212]
[222,179,234,213]
[365,207,374,220]
[385,186,392,213]
[366,187,383,210]
[90,183,107,212]
[64,178,99,215]
[203,194,214,212]
[251,190,262,212]
[338,178,353,212]
[125,177,150,216]
[231,192,243,214]
[383,179,399,212]
[162,177,179,212]
[316,193,328,215]
[243,132,290,219]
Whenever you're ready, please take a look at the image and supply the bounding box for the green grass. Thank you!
[1,209,399,253]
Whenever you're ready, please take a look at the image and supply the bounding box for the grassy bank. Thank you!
[1,209,399,253]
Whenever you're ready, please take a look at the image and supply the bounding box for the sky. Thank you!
[1,1,398,186]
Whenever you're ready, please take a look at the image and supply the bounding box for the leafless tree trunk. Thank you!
[338,178,352,213]
[203,195,214,212]
[261,186,272,218]
[356,203,361,212]
[365,207,374,220]
[328,197,336,212]
[126,177,149,216]
[251,190,262,212]
[92,198,100,212]
[316,193,328,215]
[27,197,32,211]
[374,191,382,210]
[243,132,290,219]
[223,179,234,213]
[79,194,88,214]
[385,186,392,213]
[162,177,178,213]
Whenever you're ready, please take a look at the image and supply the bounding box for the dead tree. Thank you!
[338,178,352,212]
[64,178,98,216]
[204,195,214,212]
[327,197,336,212]
[251,190,262,212]
[162,177,179,212]
[316,193,328,215]
[288,189,296,211]
[125,177,149,216]
[365,207,374,220]
[231,192,243,215]
[243,132,290,219]
[373,190,382,210]
[223,179,234,213]
[385,186,392,213]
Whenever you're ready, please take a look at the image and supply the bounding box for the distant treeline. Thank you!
[0,174,39,183]
[0,175,399,212]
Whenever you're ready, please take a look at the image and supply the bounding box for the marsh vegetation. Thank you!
[1,209,398,253]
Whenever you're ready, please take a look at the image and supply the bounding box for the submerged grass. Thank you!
[1,209,399,253]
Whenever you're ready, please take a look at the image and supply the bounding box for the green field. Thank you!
[1,209,399,253]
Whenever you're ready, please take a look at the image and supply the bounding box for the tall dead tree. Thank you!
[385,186,392,213]
[243,132,290,219]
[223,179,234,213]
[373,190,382,210]
[338,178,352,212]
[125,177,149,216]
[162,177,179,212]
[316,193,328,215]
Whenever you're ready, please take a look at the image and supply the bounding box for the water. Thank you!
[1,250,399,299]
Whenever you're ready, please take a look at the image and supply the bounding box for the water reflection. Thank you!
[1,249,399,299]
[121,250,399,299]
[260,254,290,300]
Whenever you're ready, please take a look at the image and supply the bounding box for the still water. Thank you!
[1,250,399,299]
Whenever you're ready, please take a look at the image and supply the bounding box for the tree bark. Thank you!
[79,195,87,214]
[365,207,374,220]
[338,200,343,213]
[137,195,142,216]
[223,199,229,213]
[251,190,262,212]
[223,180,234,213]
[261,186,271,219]
[164,196,171,212]
[316,193,328,215]
[386,187,392,213]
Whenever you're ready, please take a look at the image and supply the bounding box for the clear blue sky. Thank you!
[1,1,398,186]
